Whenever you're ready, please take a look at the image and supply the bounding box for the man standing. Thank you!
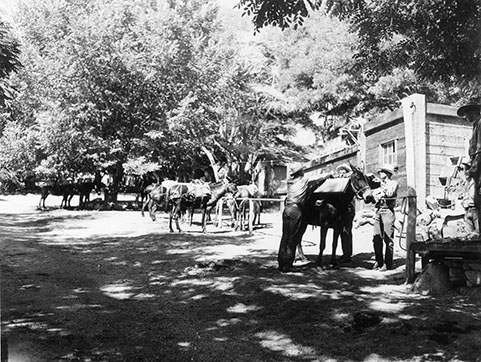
[335,164,355,263]
[458,103,481,233]
[460,161,479,238]
[372,165,398,271]
[278,164,331,272]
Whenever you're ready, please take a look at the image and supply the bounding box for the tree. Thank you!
[237,0,481,97]
[9,0,308,195]
[0,19,21,107]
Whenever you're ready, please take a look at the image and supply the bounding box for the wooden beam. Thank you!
[405,188,417,283]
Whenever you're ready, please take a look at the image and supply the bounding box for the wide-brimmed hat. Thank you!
[336,164,351,173]
[290,164,305,177]
[378,165,395,176]
[457,104,481,118]
[461,160,472,169]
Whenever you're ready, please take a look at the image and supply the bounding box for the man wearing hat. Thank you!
[460,160,479,237]
[458,102,481,233]
[336,164,351,178]
[371,164,398,271]
[335,163,354,263]
[278,164,332,272]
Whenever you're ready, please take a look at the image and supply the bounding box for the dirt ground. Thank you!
[1,194,481,362]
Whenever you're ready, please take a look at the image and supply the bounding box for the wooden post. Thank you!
[401,94,424,283]
[248,199,254,235]
[405,188,417,283]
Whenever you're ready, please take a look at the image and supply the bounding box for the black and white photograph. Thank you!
[1,0,481,361]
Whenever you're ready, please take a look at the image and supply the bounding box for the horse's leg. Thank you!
[149,200,157,222]
[241,201,247,230]
[38,192,44,209]
[189,207,194,226]
[42,190,49,209]
[141,194,147,217]
[201,207,207,233]
[316,225,328,269]
[68,192,74,208]
[141,193,147,214]
[330,228,341,268]
[175,203,183,232]
[169,204,176,232]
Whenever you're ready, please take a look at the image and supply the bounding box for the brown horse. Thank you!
[168,180,237,233]
[300,164,375,269]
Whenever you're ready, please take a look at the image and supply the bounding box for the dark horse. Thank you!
[38,180,75,209]
[39,173,104,209]
[168,180,237,233]
[143,184,168,220]
[298,164,375,269]
[74,177,104,209]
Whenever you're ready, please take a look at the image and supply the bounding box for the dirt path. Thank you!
[1,194,481,362]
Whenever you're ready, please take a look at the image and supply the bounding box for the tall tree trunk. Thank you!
[201,146,219,182]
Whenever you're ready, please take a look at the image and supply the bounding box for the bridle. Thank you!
[350,172,370,200]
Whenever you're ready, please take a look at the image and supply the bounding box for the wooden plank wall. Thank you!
[364,121,407,197]
[425,114,471,198]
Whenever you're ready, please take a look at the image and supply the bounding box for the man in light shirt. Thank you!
[371,165,398,271]
[460,161,479,237]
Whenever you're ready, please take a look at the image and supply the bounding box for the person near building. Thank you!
[335,164,355,263]
[460,161,479,237]
[458,103,481,233]
[371,165,398,271]
[278,164,332,272]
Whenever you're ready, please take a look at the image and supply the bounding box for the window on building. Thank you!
[380,140,397,166]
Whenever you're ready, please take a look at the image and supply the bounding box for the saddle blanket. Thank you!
[313,178,349,194]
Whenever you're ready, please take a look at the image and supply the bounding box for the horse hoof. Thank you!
[279,265,297,273]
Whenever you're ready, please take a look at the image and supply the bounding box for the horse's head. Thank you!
[226,182,238,195]
[348,162,375,204]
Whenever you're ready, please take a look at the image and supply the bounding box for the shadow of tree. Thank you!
[2,208,481,362]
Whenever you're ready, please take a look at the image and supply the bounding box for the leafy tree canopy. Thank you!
[237,0,481,95]
[4,0,309,189]
[0,19,21,107]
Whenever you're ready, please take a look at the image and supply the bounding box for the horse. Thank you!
[168,180,238,233]
[143,184,168,220]
[230,184,262,230]
[122,171,162,211]
[73,178,104,209]
[299,164,375,269]
[38,181,75,209]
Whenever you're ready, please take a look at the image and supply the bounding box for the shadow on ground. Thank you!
[2,206,481,362]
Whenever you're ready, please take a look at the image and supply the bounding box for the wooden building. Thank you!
[253,160,288,197]
[304,94,472,208]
